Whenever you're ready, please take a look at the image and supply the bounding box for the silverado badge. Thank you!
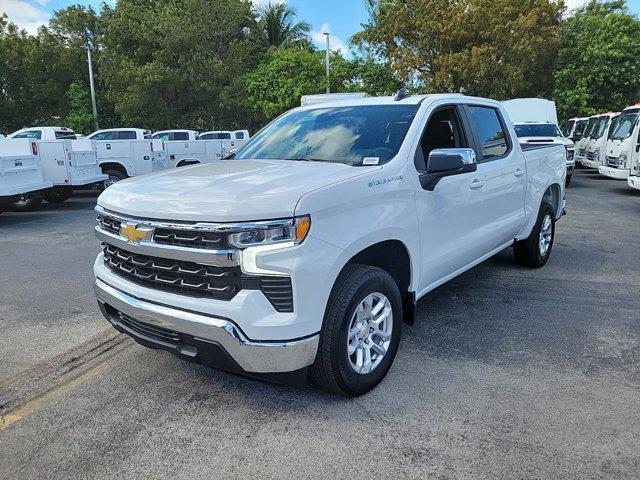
[120,223,153,244]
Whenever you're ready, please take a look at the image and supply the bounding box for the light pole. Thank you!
[324,32,330,94]
[87,45,99,130]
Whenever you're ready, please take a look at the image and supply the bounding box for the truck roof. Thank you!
[296,93,500,110]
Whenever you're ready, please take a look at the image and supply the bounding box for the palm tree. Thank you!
[248,2,312,49]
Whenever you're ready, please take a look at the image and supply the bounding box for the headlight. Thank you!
[594,148,600,158]
[620,152,628,163]
[227,215,311,249]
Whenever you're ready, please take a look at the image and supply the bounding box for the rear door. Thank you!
[463,104,526,247]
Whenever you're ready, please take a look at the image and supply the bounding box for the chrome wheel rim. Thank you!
[14,197,31,208]
[539,213,553,257]
[347,292,393,374]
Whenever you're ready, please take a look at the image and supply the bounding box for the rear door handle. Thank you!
[514,168,525,177]
[469,179,485,190]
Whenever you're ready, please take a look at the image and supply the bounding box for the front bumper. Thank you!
[95,278,319,375]
[598,166,629,180]
[580,158,601,169]
[628,176,640,190]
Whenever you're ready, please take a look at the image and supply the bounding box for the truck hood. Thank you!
[97,159,373,222]
[518,136,573,148]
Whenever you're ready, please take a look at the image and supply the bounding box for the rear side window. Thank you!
[118,131,137,140]
[55,131,76,139]
[13,130,41,139]
[219,132,231,140]
[173,132,189,141]
[198,133,212,140]
[466,106,509,159]
[235,132,246,139]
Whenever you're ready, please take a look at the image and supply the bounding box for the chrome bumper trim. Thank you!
[94,278,318,373]
[95,226,239,267]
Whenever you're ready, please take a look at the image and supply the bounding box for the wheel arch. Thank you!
[543,182,562,219]
[176,159,201,168]
[340,239,416,324]
[100,162,129,178]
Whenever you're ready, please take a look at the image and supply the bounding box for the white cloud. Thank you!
[311,22,349,56]
[0,0,50,34]
[563,0,588,12]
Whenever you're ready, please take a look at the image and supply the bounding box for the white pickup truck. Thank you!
[8,126,78,141]
[151,129,250,168]
[87,129,167,186]
[0,139,52,214]
[93,93,566,395]
[600,105,640,181]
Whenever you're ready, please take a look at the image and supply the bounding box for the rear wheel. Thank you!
[43,188,73,204]
[513,201,555,268]
[103,170,127,188]
[309,264,402,396]
[12,194,42,212]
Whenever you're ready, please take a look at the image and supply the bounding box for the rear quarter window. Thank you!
[55,131,77,139]
[118,131,137,140]
[173,132,189,141]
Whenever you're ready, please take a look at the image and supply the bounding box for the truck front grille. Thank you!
[607,156,623,168]
[101,244,294,312]
[578,147,585,156]
[102,243,241,300]
[98,215,121,235]
[153,227,228,249]
[587,151,597,161]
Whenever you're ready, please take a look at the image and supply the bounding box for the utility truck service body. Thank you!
[93,93,566,396]
[600,105,640,181]
[88,129,167,186]
[0,139,52,213]
[152,129,250,168]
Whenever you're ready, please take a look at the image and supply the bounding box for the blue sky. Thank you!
[2,0,640,53]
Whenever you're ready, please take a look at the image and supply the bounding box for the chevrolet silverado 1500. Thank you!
[93,92,566,395]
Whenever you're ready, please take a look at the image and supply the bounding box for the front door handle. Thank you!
[469,179,485,190]
[514,168,525,177]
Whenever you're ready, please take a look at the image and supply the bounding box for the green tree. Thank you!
[554,0,640,120]
[64,82,94,134]
[247,2,312,49]
[99,0,260,130]
[356,0,564,99]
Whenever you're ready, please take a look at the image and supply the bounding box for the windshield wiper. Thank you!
[284,157,324,162]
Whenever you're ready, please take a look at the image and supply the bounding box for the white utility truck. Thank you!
[574,115,598,165]
[503,98,575,185]
[93,92,566,396]
[87,129,167,186]
[580,112,620,170]
[152,129,249,168]
[9,126,77,140]
[0,139,52,214]
[600,104,640,181]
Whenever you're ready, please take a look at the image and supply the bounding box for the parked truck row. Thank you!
[0,126,251,213]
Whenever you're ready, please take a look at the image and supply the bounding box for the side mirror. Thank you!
[419,148,477,191]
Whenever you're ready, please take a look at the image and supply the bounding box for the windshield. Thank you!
[514,124,561,138]
[582,118,598,139]
[234,105,420,165]
[592,117,610,140]
[610,110,639,140]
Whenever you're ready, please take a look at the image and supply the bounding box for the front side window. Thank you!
[562,120,575,137]
[415,106,466,171]
[466,106,508,159]
[89,131,115,141]
[592,117,609,140]
[153,133,169,141]
[514,124,562,138]
[235,105,420,166]
[13,130,41,139]
[118,131,137,140]
[582,118,598,139]
[611,110,639,140]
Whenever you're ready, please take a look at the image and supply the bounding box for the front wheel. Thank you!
[12,195,42,212]
[309,264,402,396]
[43,188,73,204]
[513,201,555,268]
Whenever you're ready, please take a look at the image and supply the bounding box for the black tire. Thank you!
[309,264,403,396]
[104,169,127,188]
[0,204,5,215]
[12,195,42,212]
[566,173,572,187]
[43,188,73,204]
[513,201,555,268]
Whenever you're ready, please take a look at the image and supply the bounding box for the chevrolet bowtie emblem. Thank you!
[120,223,153,243]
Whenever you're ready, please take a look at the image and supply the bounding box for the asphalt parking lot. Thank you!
[1,169,639,479]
